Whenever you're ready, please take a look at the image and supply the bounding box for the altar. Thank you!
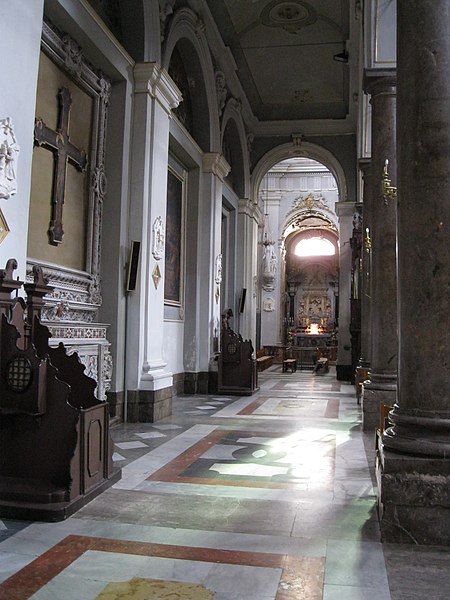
[295,331,331,347]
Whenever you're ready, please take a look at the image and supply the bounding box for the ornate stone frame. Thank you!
[27,18,111,324]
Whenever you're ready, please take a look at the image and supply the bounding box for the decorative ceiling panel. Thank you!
[209,0,350,122]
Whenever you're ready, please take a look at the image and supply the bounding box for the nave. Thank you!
[0,368,448,600]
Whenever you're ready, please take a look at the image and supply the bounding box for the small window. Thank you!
[295,237,335,257]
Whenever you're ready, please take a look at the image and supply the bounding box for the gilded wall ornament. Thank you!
[0,209,10,245]
[152,263,161,289]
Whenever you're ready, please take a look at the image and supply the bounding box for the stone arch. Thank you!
[221,100,250,198]
[251,141,348,209]
[162,7,220,152]
[115,0,161,62]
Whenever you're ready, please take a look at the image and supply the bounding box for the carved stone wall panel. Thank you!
[27,19,112,403]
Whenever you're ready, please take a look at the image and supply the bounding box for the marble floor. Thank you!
[0,366,449,599]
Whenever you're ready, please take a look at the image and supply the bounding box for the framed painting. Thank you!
[164,166,184,306]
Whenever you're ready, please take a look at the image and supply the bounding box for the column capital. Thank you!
[363,68,396,97]
[238,198,261,221]
[358,157,371,175]
[134,62,182,114]
[202,153,230,181]
[335,201,356,218]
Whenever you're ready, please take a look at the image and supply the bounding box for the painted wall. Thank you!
[0,0,44,280]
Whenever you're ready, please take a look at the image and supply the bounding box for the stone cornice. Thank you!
[335,201,356,218]
[134,62,182,114]
[363,68,396,97]
[202,153,230,181]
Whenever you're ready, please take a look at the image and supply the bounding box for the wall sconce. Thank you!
[287,282,296,296]
[333,45,349,63]
[382,159,397,204]
[364,227,372,254]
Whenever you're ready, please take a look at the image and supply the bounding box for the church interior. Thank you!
[1,0,450,598]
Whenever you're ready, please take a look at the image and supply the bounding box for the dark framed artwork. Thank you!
[164,167,184,306]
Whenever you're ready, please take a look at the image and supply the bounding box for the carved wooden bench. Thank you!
[256,349,273,371]
[282,358,297,373]
[314,357,329,375]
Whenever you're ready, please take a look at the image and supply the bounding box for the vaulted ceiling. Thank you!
[207,0,352,123]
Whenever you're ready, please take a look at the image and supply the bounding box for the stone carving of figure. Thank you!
[0,117,19,199]
[152,216,165,260]
[262,245,277,291]
[215,70,227,116]
[215,253,222,284]
[352,211,362,231]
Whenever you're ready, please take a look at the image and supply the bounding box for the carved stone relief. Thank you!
[263,297,275,312]
[28,19,112,399]
[215,253,222,285]
[152,216,165,260]
[0,118,20,199]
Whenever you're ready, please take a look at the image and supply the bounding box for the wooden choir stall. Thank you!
[218,309,258,395]
[0,259,120,521]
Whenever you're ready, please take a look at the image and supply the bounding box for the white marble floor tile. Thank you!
[30,575,107,600]
[112,452,126,461]
[323,584,391,600]
[135,431,167,439]
[115,441,148,450]
[325,540,389,588]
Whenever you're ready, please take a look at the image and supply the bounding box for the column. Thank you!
[125,62,181,421]
[361,72,397,430]
[355,159,373,402]
[378,0,450,545]
[197,153,230,393]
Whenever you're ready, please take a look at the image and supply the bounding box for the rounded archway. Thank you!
[257,156,340,357]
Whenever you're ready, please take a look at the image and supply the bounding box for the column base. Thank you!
[184,372,211,394]
[376,441,450,545]
[336,364,353,381]
[362,378,396,432]
[106,390,125,422]
[126,387,172,422]
[355,365,371,404]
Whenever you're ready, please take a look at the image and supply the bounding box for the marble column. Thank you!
[355,159,373,402]
[361,72,397,430]
[377,0,450,545]
[125,62,182,421]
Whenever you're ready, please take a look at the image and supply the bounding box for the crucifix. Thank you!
[34,87,88,245]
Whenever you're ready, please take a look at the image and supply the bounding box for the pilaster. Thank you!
[334,201,356,381]
[125,62,181,420]
[197,152,230,391]
[237,199,260,344]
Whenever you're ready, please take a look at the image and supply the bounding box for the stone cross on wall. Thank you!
[34,87,88,245]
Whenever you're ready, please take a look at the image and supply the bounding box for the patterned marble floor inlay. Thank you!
[146,428,335,490]
[2,368,446,599]
[0,535,325,600]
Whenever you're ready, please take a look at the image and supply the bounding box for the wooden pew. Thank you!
[256,348,273,371]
